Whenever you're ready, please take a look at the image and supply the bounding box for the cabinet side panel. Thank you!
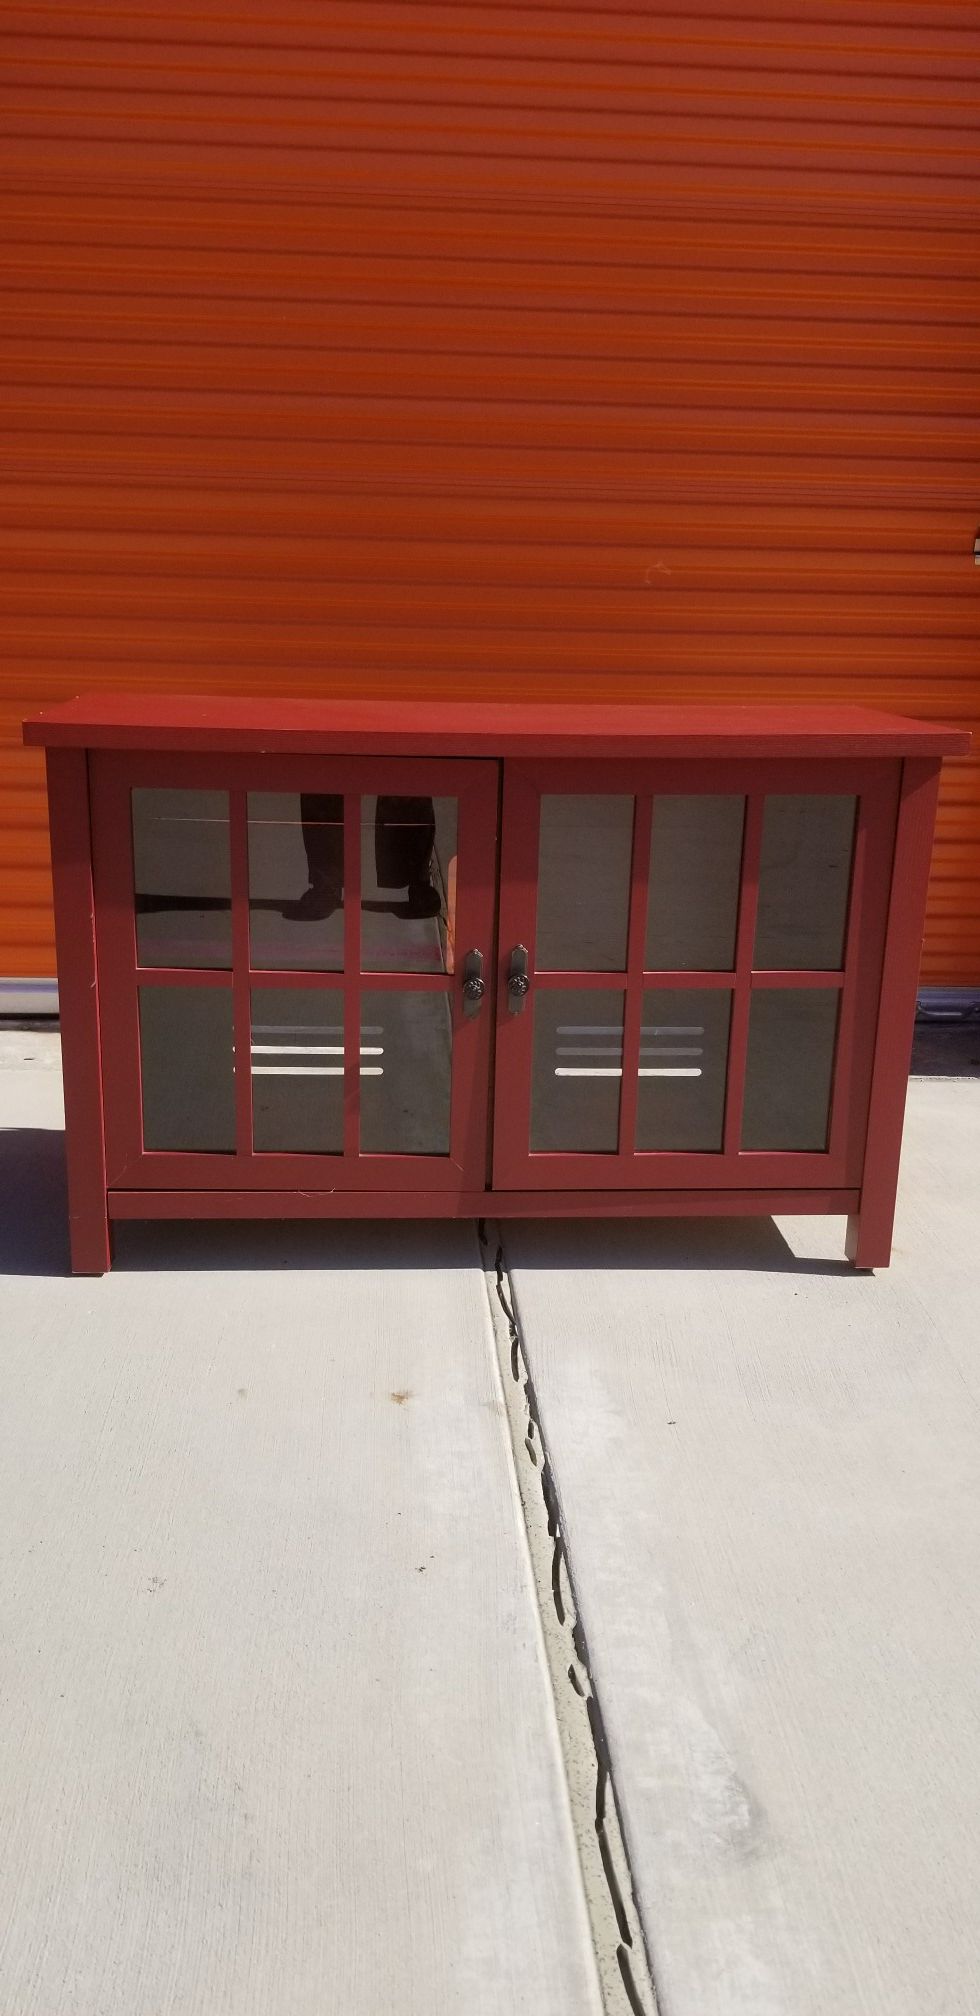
[847,758,942,1268]
[45,748,110,1273]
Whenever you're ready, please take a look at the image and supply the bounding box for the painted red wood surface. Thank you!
[24,695,970,760]
[106,1189,861,1223]
[2,5,979,983]
[846,759,945,1267]
[43,749,110,1273]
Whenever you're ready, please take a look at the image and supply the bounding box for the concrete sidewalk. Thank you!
[0,1034,602,2016]
[3,1032,979,2014]
[506,1076,980,2016]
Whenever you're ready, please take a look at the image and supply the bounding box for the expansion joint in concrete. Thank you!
[478,1219,661,2016]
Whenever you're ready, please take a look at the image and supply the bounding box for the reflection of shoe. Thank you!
[404,881,443,919]
[281,883,342,922]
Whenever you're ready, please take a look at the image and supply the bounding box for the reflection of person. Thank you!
[284,793,344,920]
[287,794,441,921]
[374,796,441,918]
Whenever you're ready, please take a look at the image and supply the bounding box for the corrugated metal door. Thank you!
[2,2,978,982]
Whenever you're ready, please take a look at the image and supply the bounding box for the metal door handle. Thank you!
[507,944,530,1013]
[462,948,486,1008]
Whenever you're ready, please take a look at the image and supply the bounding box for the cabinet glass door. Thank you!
[493,759,897,1191]
[92,754,497,1192]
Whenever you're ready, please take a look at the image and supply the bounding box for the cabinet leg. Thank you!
[845,1193,896,1272]
[47,749,112,1279]
[69,1192,112,1276]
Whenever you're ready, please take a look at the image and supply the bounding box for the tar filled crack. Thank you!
[480,1224,661,2016]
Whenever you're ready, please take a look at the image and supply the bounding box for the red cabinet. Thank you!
[24,696,969,1275]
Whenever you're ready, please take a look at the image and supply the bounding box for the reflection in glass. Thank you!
[531,989,623,1152]
[536,796,634,972]
[646,796,744,971]
[359,989,452,1155]
[132,789,231,969]
[139,985,235,1151]
[250,988,345,1153]
[248,793,345,972]
[755,796,856,970]
[742,989,840,1151]
[635,989,731,1151]
[361,796,457,973]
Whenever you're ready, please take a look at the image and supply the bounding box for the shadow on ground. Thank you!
[0,1128,71,1275]
[910,1019,980,1077]
[113,1217,473,1275]
[496,1215,855,1276]
[1,1126,853,1280]
[0,1128,475,1277]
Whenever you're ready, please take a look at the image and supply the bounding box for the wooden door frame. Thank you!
[90,750,499,1192]
[492,756,899,1191]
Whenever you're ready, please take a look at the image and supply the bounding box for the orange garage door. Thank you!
[1,1,978,984]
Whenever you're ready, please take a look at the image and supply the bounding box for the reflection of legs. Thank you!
[375,796,441,917]
[284,793,344,920]
[302,793,343,889]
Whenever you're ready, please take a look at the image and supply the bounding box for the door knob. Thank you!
[462,948,486,1007]
[507,944,530,1013]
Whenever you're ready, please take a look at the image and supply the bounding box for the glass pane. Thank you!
[531,988,623,1152]
[635,989,731,1151]
[742,989,840,1151]
[360,795,457,973]
[645,796,744,971]
[139,985,235,1152]
[250,988,344,1154]
[754,796,856,971]
[536,796,634,971]
[248,793,344,973]
[132,789,231,969]
[359,989,452,1155]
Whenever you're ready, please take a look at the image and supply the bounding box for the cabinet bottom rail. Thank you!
[107,1187,860,1221]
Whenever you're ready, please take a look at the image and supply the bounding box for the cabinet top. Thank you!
[23,693,970,759]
